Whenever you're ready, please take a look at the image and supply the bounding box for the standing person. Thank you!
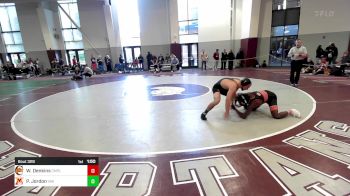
[325,43,338,65]
[232,90,301,119]
[170,53,179,72]
[200,78,252,120]
[33,58,40,76]
[316,45,325,64]
[287,39,307,87]
[105,55,112,72]
[146,52,153,70]
[227,49,235,70]
[118,54,125,73]
[213,49,219,70]
[72,56,77,67]
[138,54,144,71]
[221,49,227,70]
[91,56,97,74]
[132,58,139,71]
[97,55,104,73]
[325,43,333,65]
[200,50,208,70]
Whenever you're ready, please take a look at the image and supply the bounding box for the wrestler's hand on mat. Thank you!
[224,112,229,120]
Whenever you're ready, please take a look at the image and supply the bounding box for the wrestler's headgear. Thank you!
[240,78,251,87]
[235,93,249,109]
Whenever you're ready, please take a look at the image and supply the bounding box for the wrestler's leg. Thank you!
[201,92,221,120]
[270,105,289,119]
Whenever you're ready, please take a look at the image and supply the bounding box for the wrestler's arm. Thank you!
[232,100,262,119]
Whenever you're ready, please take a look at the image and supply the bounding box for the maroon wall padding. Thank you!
[47,50,56,64]
[170,43,182,62]
[240,37,258,67]
[47,50,63,65]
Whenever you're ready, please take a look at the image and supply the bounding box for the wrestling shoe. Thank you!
[201,113,207,120]
[289,109,301,118]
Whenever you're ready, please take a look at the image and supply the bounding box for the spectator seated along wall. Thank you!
[328,51,350,76]
[313,57,329,75]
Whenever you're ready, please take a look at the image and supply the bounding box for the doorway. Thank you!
[181,43,198,68]
[123,46,141,64]
[66,50,86,66]
[269,35,298,66]
[6,53,27,67]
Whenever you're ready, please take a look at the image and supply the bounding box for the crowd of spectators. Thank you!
[303,43,349,76]
[1,42,349,81]
[199,48,245,70]
[0,58,41,80]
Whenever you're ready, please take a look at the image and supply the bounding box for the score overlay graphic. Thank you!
[14,157,99,187]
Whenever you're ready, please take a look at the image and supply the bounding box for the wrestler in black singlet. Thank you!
[212,78,239,95]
